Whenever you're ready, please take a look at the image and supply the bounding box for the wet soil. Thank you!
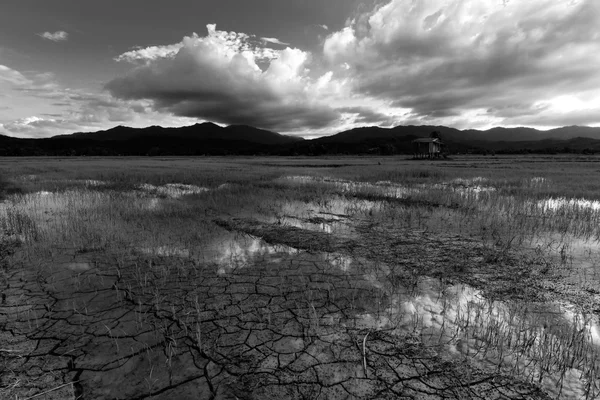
[215,217,581,306]
[3,190,599,400]
[0,227,555,400]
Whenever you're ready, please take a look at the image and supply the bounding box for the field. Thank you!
[1,155,600,399]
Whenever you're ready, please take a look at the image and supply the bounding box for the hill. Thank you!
[2,123,600,156]
[54,123,302,145]
[317,125,600,143]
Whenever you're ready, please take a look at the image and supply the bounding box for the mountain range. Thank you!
[53,122,303,145]
[2,122,600,156]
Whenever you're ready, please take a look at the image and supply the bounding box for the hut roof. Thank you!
[412,138,443,144]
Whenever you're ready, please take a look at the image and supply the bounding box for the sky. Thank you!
[1,0,599,138]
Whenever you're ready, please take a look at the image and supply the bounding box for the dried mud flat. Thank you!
[5,213,592,400]
[2,157,600,400]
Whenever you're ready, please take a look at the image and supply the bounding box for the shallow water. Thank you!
[353,274,600,399]
[137,183,209,198]
[139,245,191,258]
[282,175,418,199]
[539,197,600,213]
[528,233,600,285]
[200,230,600,399]
[3,174,600,398]
[283,175,499,205]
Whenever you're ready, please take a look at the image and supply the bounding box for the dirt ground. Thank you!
[1,216,567,399]
[2,155,600,399]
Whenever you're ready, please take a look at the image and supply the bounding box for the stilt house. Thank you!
[412,132,444,159]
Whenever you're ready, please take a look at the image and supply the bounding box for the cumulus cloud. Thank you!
[38,31,68,42]
[261,37,290,46]
[116,43,184,63]
[107,24,340,131]
[323,0,600,128]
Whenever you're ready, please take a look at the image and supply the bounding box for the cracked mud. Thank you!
[2,220,568,399]
[2,161,600,399]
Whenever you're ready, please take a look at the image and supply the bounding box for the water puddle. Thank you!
[208,234,300,274]
[137,183,209,198]
[528,233,600,284]
[539,197,600,213]
[251,196,380,238]
[282,175,418,199]
[325,253,354,272]
[66,262,93,271]
[200,231,600,398]
[139,246,191,258]
[264,214,353,236]
[80,179,107,187]
[353,275,600,399]
[0,190,110,225]
[282,175,497,203]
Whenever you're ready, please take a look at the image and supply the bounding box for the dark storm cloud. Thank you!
[107,25,340,132]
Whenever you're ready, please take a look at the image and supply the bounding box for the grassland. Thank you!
[1,155,600,399]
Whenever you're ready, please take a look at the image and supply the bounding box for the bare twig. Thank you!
[362,330,371,378]
[23,380,83,400]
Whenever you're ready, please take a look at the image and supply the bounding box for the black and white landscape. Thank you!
[2,1,600,399]
[4,123,600,156]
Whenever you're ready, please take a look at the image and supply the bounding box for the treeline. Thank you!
[1,136,600,156]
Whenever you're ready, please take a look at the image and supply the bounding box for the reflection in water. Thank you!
[539,197,600,213]
[66,262,92,271]
[208,233,358,275]
[208,234,300,274]
[283,175,498,202]
[355,276,600,399]
[138,183,209,198]
[326,253,353,272]
[283,175,418,199]
[206,232,600,398]
[139,246,191,258]
[266,214,353,236]
[529,233,600,284]
[4,174,599,398]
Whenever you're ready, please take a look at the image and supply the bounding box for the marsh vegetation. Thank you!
[1,155,600,399]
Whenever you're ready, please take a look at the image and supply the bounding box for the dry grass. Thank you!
[1,155,600,399]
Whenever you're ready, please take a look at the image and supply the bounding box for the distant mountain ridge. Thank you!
[2,122,600,156]
[54,122,303,145]
[317,125,600,143]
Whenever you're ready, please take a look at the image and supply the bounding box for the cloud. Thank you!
[116,43,184,63]
[261,37,290,46]
[323,0,600,128]
[107,24,340,132]
[38,31,69,42]
[0,64,196,138]
[337,106,396,126]
[3,116,81,136]
[116,25,281,65]
[2,96,196,138]
[0,65,30,86]
[1,64,70,101]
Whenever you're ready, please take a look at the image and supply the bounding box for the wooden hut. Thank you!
[412,137,443,159]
